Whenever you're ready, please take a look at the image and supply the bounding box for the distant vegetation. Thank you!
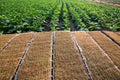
[0,0,120,34]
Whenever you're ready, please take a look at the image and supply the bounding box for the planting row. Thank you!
[0,31,120,79]
[17,32,52,80]
[0,0,58,33]
[0,34,15,51]
[54,32,88,79]
[74,31,120,80]
[0,0,120,33]
[89,31,120,70]
[67,0,120,31]
[0,33,33,79]
[103,31,120,44]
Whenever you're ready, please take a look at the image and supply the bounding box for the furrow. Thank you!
[71,32,93,80]
[42,3,58,31]
[74,31,120,80]
[58,1,64,30]
[87,32,120,72]
[0,32,34,80]
[66,3,76,31]
[0,34,16,52]
[51,32,55,80]
[12,33,36,80]
[89,31,120,71]
[101,31,120,47]
[17,32,52,80]
[54,31,88,80]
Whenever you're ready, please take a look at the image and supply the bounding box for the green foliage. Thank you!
[68,0,120,31]
[0,0,56,33]
[0,0,120,34]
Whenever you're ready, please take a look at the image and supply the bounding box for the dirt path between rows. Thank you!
[91,0,120,7]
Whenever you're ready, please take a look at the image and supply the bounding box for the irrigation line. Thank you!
[0,34,19,54]
[50,32,55,80]
[71,32,93,80]
[12,33,36,80]
[87,32,120,72]
[100,31,120,49]
[101,31,120,47]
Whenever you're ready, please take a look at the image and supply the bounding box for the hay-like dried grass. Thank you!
[104,31,120,44]
[54,31,88,80]
[74,31,120,80]
[0,33,33,80]
[18,32,52,80]
[0,34,15,50]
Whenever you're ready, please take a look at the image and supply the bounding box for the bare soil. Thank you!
[89,31,120,70]
[0,33,33,80]
[18,32,52,80]
[74,31,120,80]
[54,31,88,80]
[91,0,120,7]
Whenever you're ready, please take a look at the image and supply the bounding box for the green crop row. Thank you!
[0,0,120,34]
[0,0,57,33]
[66,0,120,31]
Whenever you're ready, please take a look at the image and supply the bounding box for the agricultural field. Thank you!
[0,0,120,34]
[0,31,120,80]
[0,0,120,79]
[0,33,33,79]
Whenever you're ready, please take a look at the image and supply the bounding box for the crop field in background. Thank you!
[0,31,120,80]
[0,0,120,34]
